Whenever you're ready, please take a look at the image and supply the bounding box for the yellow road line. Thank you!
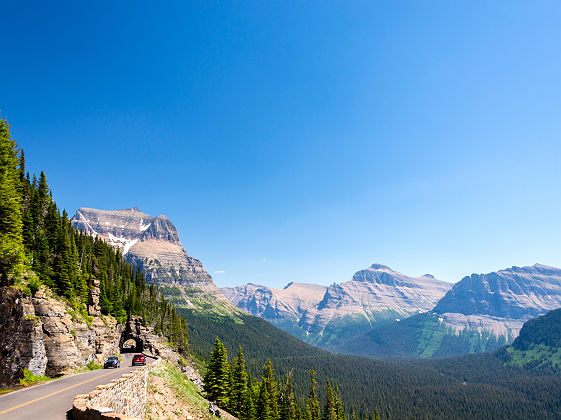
[0,367,128,416]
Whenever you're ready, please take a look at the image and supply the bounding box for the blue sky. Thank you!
[2,1,561,287]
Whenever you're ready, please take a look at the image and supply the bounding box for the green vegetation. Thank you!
[0,117,189,356]
[74,360,103,373]
[499,308,561,372]
[19,368,51,386]
[148,361,219,419]
[204,338,347,420]
[84,360,102,371]
[184,307,561,419]
[338,312,509,358]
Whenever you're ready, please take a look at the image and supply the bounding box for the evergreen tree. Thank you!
[322,381,337,420]
[256,359,279,420]
[334,385,345,420]
[306,369,320,420]
[0,118,24,284]
[231,346,253,419]
[204,338,231,408]
[279,370,297,420]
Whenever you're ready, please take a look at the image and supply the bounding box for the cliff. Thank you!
[0,285,121,386]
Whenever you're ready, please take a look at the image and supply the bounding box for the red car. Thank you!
[132,354,146,366]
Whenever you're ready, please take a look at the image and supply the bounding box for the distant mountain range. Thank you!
[223,264,452,347]
[69,207,561,359]
[223,263,561,357]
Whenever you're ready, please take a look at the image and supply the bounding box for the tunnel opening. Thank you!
[120,337,143,353]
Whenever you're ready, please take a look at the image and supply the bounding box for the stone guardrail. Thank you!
[72,357,161,420]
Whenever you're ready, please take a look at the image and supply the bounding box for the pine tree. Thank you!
[306,369,320,420]
[334,384,345,420]
[0,118,24,284]
[322,381,337,420]
[204,338,231,408]
[256,359,279,420]
[279,370,297,420]
[231,346,252,419]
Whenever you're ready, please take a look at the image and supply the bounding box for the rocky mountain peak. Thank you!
[141,215,181,246]
[370,263,393,271]
[70,207,212,286]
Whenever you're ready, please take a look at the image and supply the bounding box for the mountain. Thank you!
[341,264,561,358]
[498,307,561,371]
[433,264,561,335]
[222,263,452,348]
[221,282,327,325]
[70,207,237,315]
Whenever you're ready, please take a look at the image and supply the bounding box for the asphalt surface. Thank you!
[0,353,140,420]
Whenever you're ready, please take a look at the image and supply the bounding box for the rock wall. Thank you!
[72,358,161,420]
[0,285,122,386]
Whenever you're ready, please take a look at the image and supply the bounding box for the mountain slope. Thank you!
[223,264,452,348]
[341,264,561,358]
[499,307,561,371]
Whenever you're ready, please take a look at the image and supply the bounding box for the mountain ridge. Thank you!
[223,263,452,348]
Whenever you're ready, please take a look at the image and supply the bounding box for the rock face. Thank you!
[71,207,212,287]
[433,264,561,337]
[223,263,452,348]
[0,285,122,386]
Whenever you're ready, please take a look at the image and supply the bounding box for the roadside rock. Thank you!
[0,285,122,386]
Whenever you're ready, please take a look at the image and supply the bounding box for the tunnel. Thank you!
[120,335,143,353]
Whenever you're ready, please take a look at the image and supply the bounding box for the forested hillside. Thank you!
[498,308,561,371]
[183,307,561,419]
[0,118,188,354]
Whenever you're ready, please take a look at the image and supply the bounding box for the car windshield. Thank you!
[108,357,118,361]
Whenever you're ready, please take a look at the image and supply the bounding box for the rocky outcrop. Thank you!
[70,208,212,286]
[0,285,122,386]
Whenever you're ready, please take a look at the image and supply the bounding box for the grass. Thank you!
[148,361,218,419]
[19,369,52,387]
[506,344,561,371]
[75,360,103,373]
[0,389,14,396]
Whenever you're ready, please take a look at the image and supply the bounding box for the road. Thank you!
[0,354,139,420]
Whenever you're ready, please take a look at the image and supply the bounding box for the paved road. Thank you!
[0,354,139,420]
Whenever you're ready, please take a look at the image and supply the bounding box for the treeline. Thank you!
[0,117,188,354]
[203,338,378,420]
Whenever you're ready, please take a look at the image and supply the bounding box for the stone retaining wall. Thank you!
[72,358,160,420]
